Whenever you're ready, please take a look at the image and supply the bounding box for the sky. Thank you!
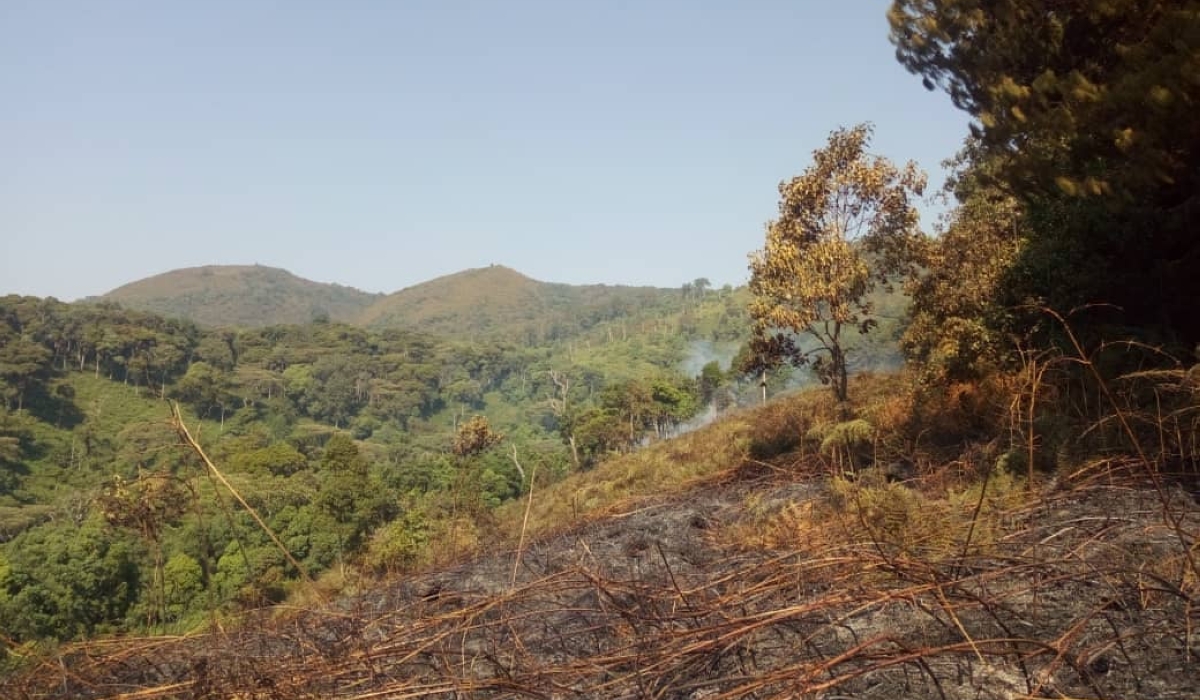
[1,0,971,301]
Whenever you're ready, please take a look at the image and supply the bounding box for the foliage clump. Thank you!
[891,0,1200,352]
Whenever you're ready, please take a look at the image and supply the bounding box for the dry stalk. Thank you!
[169,401,321,598]
[511,460,537,589]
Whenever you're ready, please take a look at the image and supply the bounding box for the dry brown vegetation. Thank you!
[3,367,1198,699]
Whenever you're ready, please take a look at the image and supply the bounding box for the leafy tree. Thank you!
[315,435,387,555]
[0,409,33,498]
[890,0,1197,202]
[363,508,431,574]
[647,376,700,438]
[233,442,309,477]
[212,536,288,606]
[97,470,191,627]
[274,504,344,572]
[316,435,370,519]
[174,361,237,424]
[193,332,238,371]
[748,124,926,403]
[451,415,504,459]
[568,407,626,467]
[698,360,726,405]
[0,334,52,411]
[601,379,655,445]
[890,0,1200,347]
[160,552,205,621]
[903,142,1027,383]
[282,363,316,407]
[734,335,795,404]
[0,520,143,641]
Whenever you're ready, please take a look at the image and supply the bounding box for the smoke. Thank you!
[669,336,905,439]
[680,340,740,377]
[669,340,742,437]
[674,401,721,437]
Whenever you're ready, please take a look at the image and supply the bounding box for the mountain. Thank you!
[92,264,684,339]
[97,265,383,327]
[355,264,683,341]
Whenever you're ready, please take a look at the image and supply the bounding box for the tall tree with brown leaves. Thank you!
[748,124,926,404]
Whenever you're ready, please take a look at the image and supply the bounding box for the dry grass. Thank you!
[491,386,835,543]
[7,474,1195,699]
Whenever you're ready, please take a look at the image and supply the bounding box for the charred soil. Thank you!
[4,454,1198,699]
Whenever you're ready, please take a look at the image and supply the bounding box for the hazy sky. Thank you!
[2,1,970,300]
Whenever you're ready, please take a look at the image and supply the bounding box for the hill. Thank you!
[93,263,690,342]
[98,265,383,327]
[354,264,685,341]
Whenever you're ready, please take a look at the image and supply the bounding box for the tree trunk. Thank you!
[508,444,526,482]
[568,435,580,470]
[830,345,850,416]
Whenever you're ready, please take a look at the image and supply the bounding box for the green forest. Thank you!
[0,261,911,645]
[0,280,745,635]
[2,1,1199,696]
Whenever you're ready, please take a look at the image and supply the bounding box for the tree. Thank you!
[315,434,385,555]
[0,520,143,641]
[748,124,926,404]
[567,407,625,467]
[0,409,32,497]
[233,442,309,477]
[601,379,655,445]
[451,415,504,459]
[316,434,372,522]
[160,552,204,622]
[698,360,726,405]
[174,361,236,426]
[682,277,711,302]
[647,376,699,438]
[0,333,52,411]
[890,0,1200,347]
[890,0,1197,202]
[903,141,1027,384]
[733,335,792,404]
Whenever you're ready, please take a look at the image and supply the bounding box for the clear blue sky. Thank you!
[1,0,969,300]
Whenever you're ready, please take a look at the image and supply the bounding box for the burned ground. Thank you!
[4,456,1198,700]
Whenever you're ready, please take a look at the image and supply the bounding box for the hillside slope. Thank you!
[99,265,382,327]
[6,384,1197,699]
[355,264,683,341]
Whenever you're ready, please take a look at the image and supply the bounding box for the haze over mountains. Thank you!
[95,263,688,340]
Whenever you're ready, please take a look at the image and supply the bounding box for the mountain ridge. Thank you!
[96,264,384,328]
[355,263,683,341]
[94,263,692,340]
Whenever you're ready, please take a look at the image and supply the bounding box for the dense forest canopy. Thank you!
[0,276,811,642]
